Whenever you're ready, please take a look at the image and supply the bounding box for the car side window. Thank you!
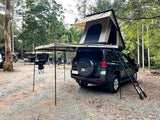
[105,51,117,62]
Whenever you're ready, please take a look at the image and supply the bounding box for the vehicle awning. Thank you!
[25,52,53,54]
[35,42,119,52]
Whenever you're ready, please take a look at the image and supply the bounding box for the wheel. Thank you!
[133,72,137,80]
[77,58,95,77]
[78,81,88,88]
[110,75,120,93]
[131,72,137,83]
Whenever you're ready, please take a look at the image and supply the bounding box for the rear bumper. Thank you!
[71,75,103,84]
[71,67,112,84]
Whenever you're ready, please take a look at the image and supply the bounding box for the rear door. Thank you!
[73,48,103,77]
[105,51,126,78]
[121,54,133,77]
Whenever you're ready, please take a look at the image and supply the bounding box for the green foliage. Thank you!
[76,0,160,69]
[0,0,4,51]
[59,27,83,44]
[68,27,83,43]
[18,0,66,51]
[75,0,87,18]
[1,0,160,68]
[89,0,112,13]
[0,14,4,51]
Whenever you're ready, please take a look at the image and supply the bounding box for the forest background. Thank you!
[0,0,160,69]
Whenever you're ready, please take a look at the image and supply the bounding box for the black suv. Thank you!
[0,52,4,68]
[71,48,138,93]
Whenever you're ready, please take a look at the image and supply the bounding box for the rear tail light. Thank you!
[101,58,107,66]
[71,57,75,64]
[97,80,102,83]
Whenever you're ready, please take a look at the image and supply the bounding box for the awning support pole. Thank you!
[33,50,36,91]
[54,48,57,106]
[119,84,122,99]
[64,51,66,82]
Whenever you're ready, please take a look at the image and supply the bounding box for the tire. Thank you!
[133,72,137,80]
[77,58,95,77]
[110,75,120,93]
[78,81,88,88]
[132,72,137,83]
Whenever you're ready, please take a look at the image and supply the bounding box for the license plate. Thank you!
[72,70,78,74]
[100,71,106,75]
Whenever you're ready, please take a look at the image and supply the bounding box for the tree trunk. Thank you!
[3,0,13,71]
[11,7,14,53]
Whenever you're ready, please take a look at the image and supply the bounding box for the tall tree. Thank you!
[75,0,87,18]
[0,0,5,52]
[68,27,82,43]
[3,0,13,71]
[19,0,65,52]
[89,0,112,13]
[81,0,160,68]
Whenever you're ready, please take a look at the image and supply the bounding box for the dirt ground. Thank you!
[0,62,160,120]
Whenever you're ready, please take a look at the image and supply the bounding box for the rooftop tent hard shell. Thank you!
[72,9,125,50]
[35,9,125,51]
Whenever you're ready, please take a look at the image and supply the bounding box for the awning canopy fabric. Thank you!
[25,52,53,54]
[35,42,119,52]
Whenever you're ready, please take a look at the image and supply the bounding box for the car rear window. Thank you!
[76,49,103,61]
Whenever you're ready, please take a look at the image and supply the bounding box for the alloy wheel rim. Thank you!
[134,73,137,79]
[114,78,119,90]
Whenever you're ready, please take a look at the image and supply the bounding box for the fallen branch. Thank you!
[151,70,160,75]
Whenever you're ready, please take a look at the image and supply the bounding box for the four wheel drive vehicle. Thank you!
[35,53,49,65]
[24,53,50,64]
[0,52,18,68]
[12,53,18,63]
[35,9,146,99]
[71,48,138,93]
[0,53,4,68]
[28,54,36,62]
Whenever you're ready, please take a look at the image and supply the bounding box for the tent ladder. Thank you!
[113,49,147,100]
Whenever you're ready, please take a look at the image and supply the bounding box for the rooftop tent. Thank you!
[35,9,125,51]
[72,9,125,50]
